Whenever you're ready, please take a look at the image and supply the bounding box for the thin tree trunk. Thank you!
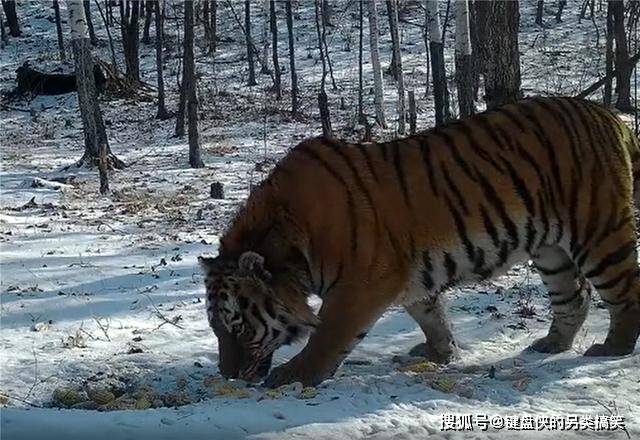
[155,0,170,120]
[211,0,217,53]
[2,0,19,38]
[94,0,118,68]
[142,0,153,44]
[285,0,298,116]
[368,0,386,128]
[315,0,331,136]
[535,0,543,26]
[604,0,614,106]
[184,0,204,168]
[53,1,65,61]
[427,0,449,125]
[555,0,566,23]
[175,6,187,137]
[482,0,522,109]
[408,90,417,134]
[83,0,98,45]
[0,7,6,48]
[121,0,140,83]
[2,0,20,37]
[389,0,405,134]
[68,0,124,193]
[245,0,257,86]
[270,0,281,99]
[261,0,270,73]
[203,0,211,51]
[611,0,632,111]
[385,0,398,80]
[455,0,474,117]
[358,0,365,125]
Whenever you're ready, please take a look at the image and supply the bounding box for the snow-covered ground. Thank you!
[1,1,639,439]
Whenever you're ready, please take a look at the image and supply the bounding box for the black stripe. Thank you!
[520,101,566,206]
[474,166,519,250]
[419,138,439,196]
[550,289,580,307]
[593,268,638,290]
[356,144,380,183]
[480,205,501,249]
[441,162,470,215]
[317,259,325,296]
[444,195,475,264]
[458,119,506,174]
[391,140,412,208]
[324,262,344,296]
[297,145,359,257]
[584,241,637,279]
[433,130,478,183]
[422,251,435,290]
[443,252,457,284]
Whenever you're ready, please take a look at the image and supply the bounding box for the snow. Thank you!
[1,1,639,439]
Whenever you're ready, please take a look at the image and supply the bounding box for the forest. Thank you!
[0,0,639,439]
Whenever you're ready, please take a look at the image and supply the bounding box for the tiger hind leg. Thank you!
[404,295,456,363]
[577,222,640,356]
[530,245,590,353]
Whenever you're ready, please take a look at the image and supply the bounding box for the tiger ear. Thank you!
[198,255,218,274]
[238,251,272,281]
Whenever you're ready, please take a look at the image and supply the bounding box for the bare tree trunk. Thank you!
[555,0,566,23]
[315,0,331,136]
[68,0,124,193]
[368,0,386,128]
[0,7,6,48]
[245,0,257,86]
[211,0,217,53]
[482,0,521,109]
[285,0,298,116]
[183,0,204,168]
[611,0,632,111]
[385,0,398,80]
[408,90,417,134]
[535,0,543,26]
[427,0,449,125]
[53,1,65,61]
[121,0,140,83]
[604,0,614,106]
[155,0,170,120]
[270,0,281,99]
[455,0,474,117]
[261,0,270,73]
[2,0,20,37]
[389,0,405,134]
[357,0,365,125]
[142,0,153,44]
[83,0,98,45]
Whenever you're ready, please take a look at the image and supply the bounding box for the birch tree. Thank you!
[426,0,450,125]
[358,0,365,125]
[315,0,331,136]
[455,0,474,117]
[368,0,386,128]
[389,0,405,135]
[67,0,124,193]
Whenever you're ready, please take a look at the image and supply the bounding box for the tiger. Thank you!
[199,96,640,388]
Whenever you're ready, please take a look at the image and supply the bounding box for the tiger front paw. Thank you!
[263,359,330,388]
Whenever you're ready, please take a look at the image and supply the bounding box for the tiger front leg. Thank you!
[264,288,394,388]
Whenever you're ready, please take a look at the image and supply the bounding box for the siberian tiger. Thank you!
[199,96,640,387]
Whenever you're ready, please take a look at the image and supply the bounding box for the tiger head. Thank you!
[199,251,318,382]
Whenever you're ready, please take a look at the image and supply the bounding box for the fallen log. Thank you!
[13,62,106,96]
